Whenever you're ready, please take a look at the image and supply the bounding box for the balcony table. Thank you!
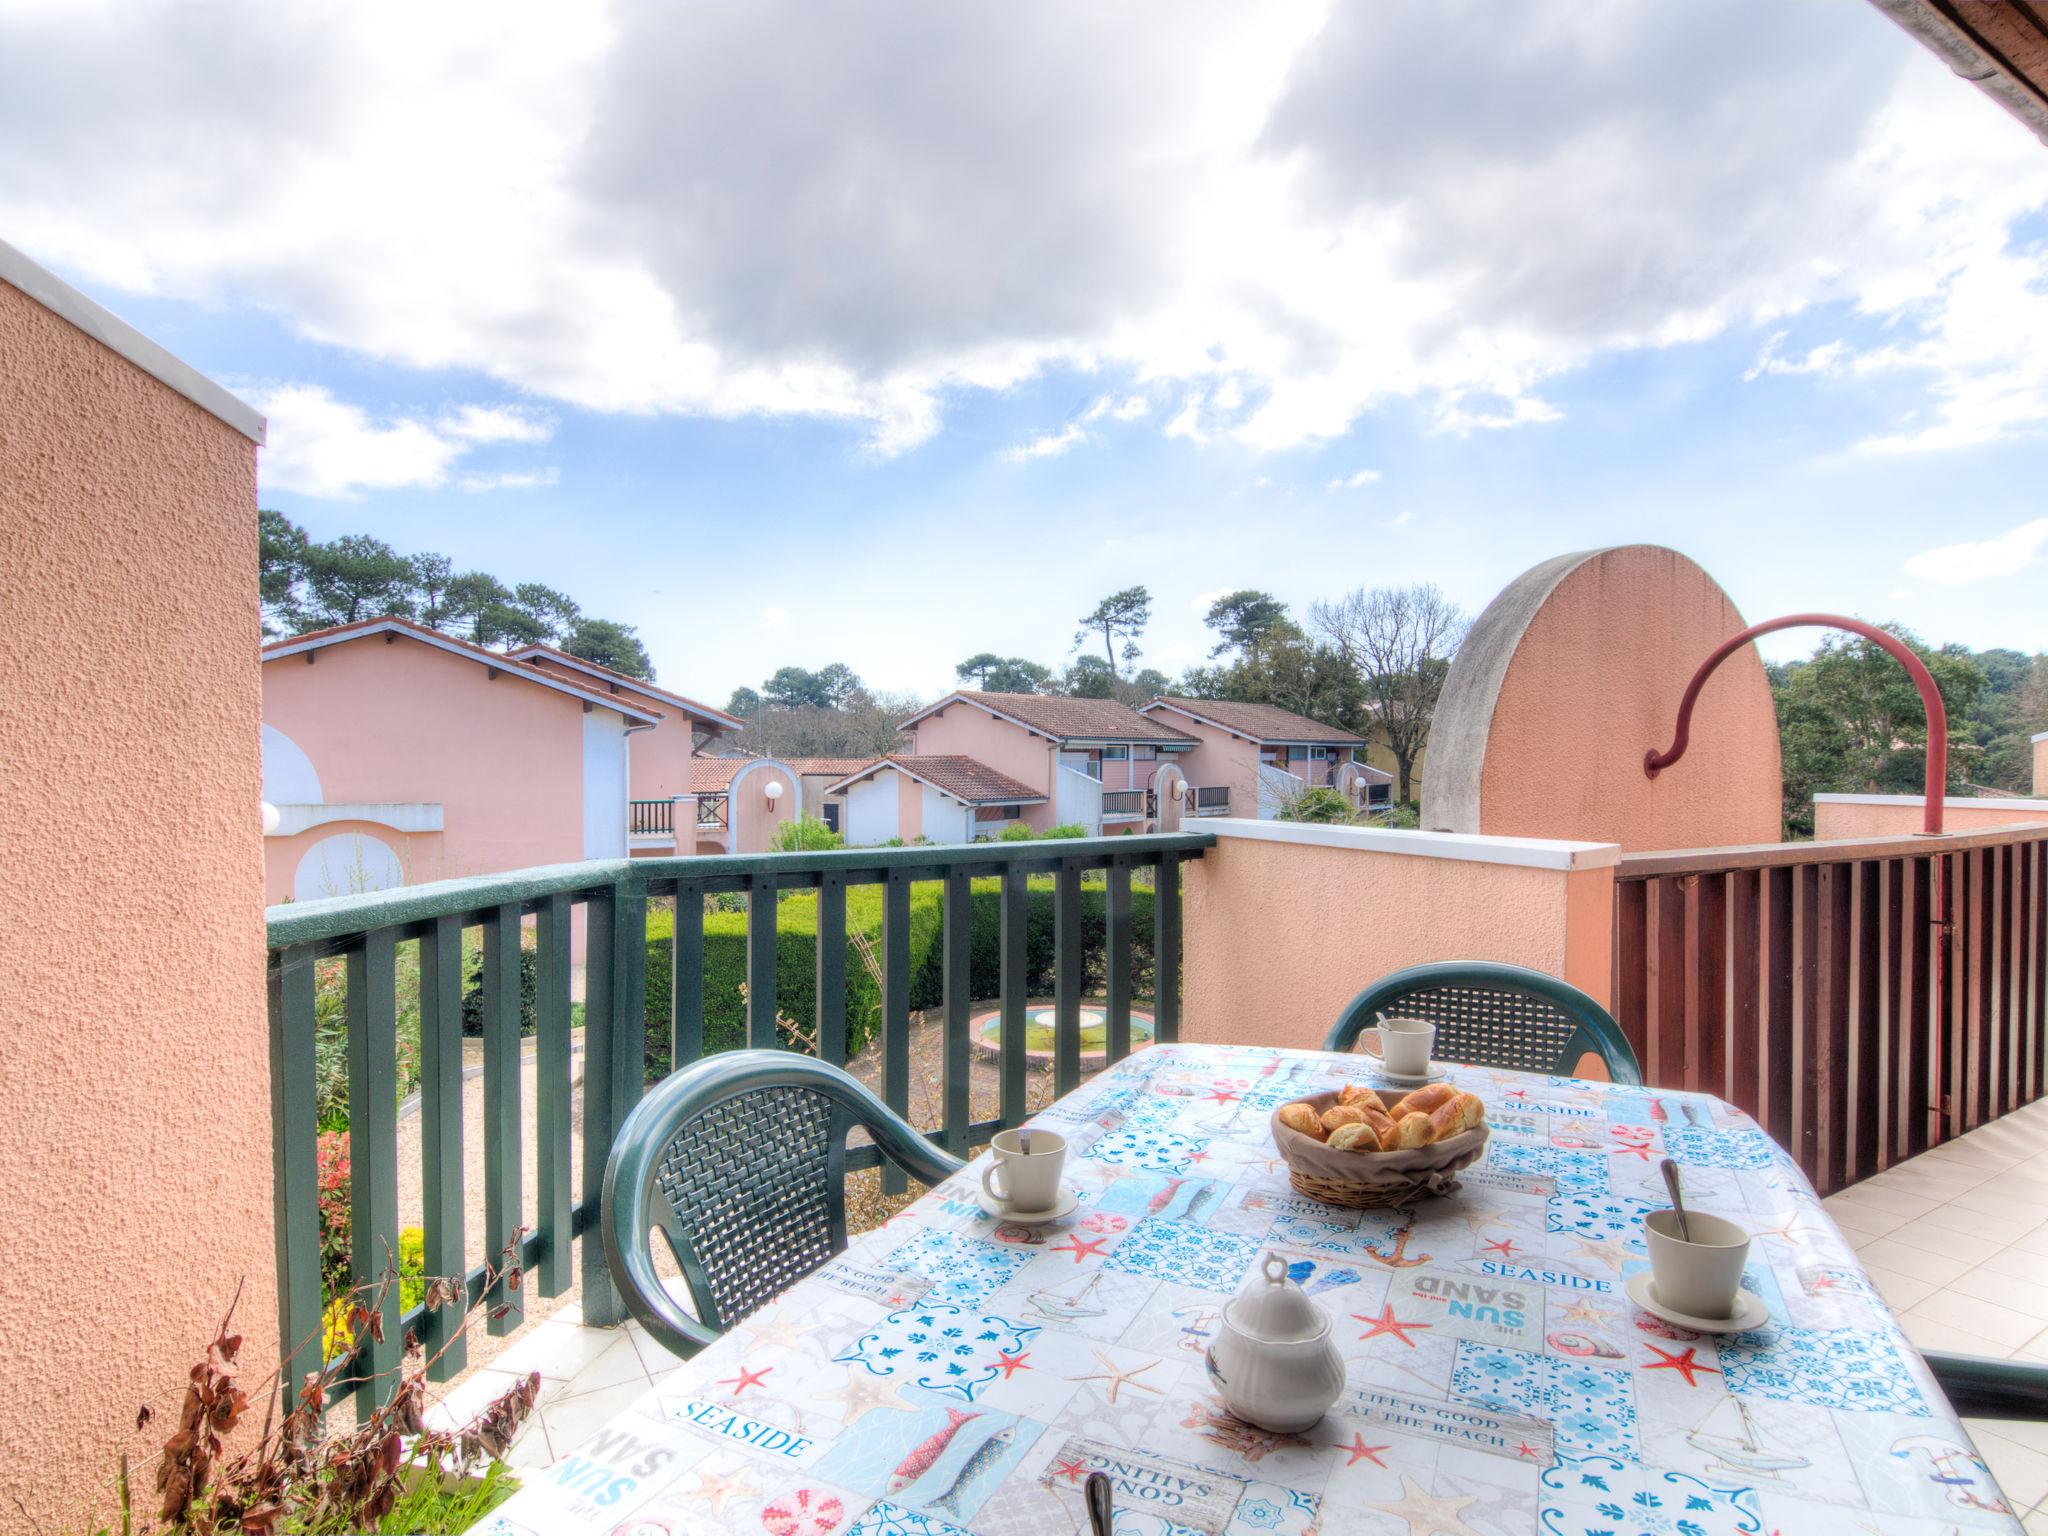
[467,1043,2020,1536]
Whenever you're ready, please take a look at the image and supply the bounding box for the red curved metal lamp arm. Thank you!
[1644,612,1950,835]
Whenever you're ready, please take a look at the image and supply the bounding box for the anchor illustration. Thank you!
[1363,1215,1431,1269]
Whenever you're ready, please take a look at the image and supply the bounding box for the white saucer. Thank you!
[1625,1271,1771,1335]
[977,1184,1079,1226]
[1367,1062,1449,1087]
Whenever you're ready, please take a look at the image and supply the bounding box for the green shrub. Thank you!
[772,813,844,852]
[995,822,1038,841]
[462,935,537,1035]
[1371,801,1421,828]
[1279,786,1356,824]
[1041,823,1088,839]
[643,875,1156,1082]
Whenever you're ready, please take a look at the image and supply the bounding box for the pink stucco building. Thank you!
[508,642,742,807]
[261,618,661,901]
[1139,696,1380,820]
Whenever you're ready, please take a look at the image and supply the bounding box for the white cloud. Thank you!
[1387,509,1413,527]
[761,606,791,628]
[1002,422,1088,462]
[1743,332,1850,382]
[439,404,554,443]
[247,382,557,498]
[457,466,560,492]
[1902,518,2048,585]
[1325,468,1380,491]
[8,0,2048,459]
[1189,587,1232,615]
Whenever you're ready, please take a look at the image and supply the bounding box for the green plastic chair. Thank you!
[1323,960,1643,1086]
[601,1049,965,1359]
[1919,1351,2048,1420]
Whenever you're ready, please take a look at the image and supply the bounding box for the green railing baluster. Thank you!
[480,902,523,1336]
[534,894,573,1297]
[671,880,705,1073]
[748,874,778,1050]
[417,914,465,1379]
[942,869,972,1158]
[817,872,847,1067]
[1055,861,1082,1098]
[346,928,402,1402]
[1155,853,1182,1044]
[882,870,913,1196]
[581,887,621,1325]
[999,866,1028,1131]
[267,946,321,1412]
[1106,855,1133,1064]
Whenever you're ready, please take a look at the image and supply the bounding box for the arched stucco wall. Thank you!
[261,722,323,804]
[293,831,407,901]
[727,759,800,852]
[1424,546,1782,852]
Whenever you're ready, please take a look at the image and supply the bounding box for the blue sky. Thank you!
[8,0,2048,703]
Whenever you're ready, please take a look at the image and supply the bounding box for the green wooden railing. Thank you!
[629,799,674,835]
[264,832,1212,1411]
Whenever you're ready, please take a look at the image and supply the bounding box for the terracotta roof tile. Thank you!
[909,691,1196,744]
[827,755,1047,804]
[784,757,880,776]
[1143,696,1365,746]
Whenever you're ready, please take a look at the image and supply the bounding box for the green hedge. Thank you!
[642,876,1155,1082]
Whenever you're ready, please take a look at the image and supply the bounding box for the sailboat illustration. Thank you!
[1030,1268,1108,1321]
[1685,1397,1810,1482]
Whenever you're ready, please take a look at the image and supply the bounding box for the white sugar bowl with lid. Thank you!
[1204,1252,1347,1432]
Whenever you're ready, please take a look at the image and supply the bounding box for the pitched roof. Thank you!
[1142,697,1366,746]
[784,757,880,777]
[901,690,1197,745]
[506,643,742,730]
[261,617,662,724]
[825,755,1048,804]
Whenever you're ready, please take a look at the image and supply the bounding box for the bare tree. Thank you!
[1310,584,1470,804]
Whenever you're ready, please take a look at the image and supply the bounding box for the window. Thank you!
[1102,745,1129,761]
[975,803,1022,822]
[822,802,841,833]
[1134,745,1156,760]
[1368,784,1391,806]
[1309,746,1328,761]
[1287,745,1307,762]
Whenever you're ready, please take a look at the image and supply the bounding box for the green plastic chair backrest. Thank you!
[1323,961,1642,1086]
[602,1050,965,1359]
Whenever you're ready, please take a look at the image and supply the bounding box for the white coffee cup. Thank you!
[982,1127,1067,1214]
[1644,1209,1751,1320]
[1373,1016,1436,1078]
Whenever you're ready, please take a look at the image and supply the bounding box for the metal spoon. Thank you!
[1084,1471,1113,1535]
[1660,1157,1692,1242]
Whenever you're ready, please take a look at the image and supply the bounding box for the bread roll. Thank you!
[1359,1106,1396,1149]
[1390,1110,1437,1149]
[1427,1099,1463,1139]
[1395,1083,1458,1117]
[1338,1084,1387,1113]
[1453,1092,1485,1131]
[1327,1122,1376,1152]
[1278,1102,1327,1141]
[1321,1104,1369,1133]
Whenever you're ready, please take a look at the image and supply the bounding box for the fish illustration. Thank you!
[929,1424,1015,1516]
[1149,1176,1189,1214]
[888,1409,980,1494]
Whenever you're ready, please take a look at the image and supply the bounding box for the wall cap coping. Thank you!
[267,802,445,837]
[2033,731,2048,743]
[1203,816,1620,871]
[1815,792,2048,811]
[0,236,266,444]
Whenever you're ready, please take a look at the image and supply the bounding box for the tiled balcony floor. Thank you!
[1822,1094,2048,1528]
[426,1106,2048,1524]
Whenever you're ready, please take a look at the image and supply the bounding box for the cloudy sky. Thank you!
[6,0,2047,699]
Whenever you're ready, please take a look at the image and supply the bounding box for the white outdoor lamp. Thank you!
[261,800,281,834]
[764,779,786,810]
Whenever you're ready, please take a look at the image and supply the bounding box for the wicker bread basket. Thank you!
[1269,1088,1489,1209]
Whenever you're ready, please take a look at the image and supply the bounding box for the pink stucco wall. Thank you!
[1182,824,1617,1060]
[909,703,1060,832]
[264,820,446,897]
[725,759,799,852]
[2036,736,2047,797]
[1434,546,1782,853]
[1812,796,2048,841]
[0,278,273,1526]
[263,637,593,899]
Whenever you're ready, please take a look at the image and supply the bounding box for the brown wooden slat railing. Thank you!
[1614,824,2048,1195]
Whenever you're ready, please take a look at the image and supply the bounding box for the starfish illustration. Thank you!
[1610,1139,1655,1161]
[1343,1433,1390,1467]
[1755,1212,1824,1247]
[1352,1305,1432,1348]
[1366,1475,1484,1536]
[992,1349,1032,1380]
[1186,1148,1212,1164]
[1049,1456,1091,1483]
[1515,1441,1540,1459]
[1504,1089,1529,1102]
[1075,1348,1163,1405]
[719,1364,771,1396]
[1569,1234,1631,1267]
[1561,1297,1606,1326]
[820,1372,899,1424]
[1205,1087,1241,1104]
[1049,1234,1108,1263]
[742,1312,809,1352]
[1643,1342,1720,1387]
[685,1465,758,1517]
[1481,1236,1520,1259]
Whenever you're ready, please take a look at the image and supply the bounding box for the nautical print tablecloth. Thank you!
[469,1043,2021,1535]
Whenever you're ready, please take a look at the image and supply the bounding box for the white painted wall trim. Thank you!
[1815,793,2048,811]
[266,802,444,837]
[0,236,267,443]
[2033,731,2048,743]
[1205,817,1621,871]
